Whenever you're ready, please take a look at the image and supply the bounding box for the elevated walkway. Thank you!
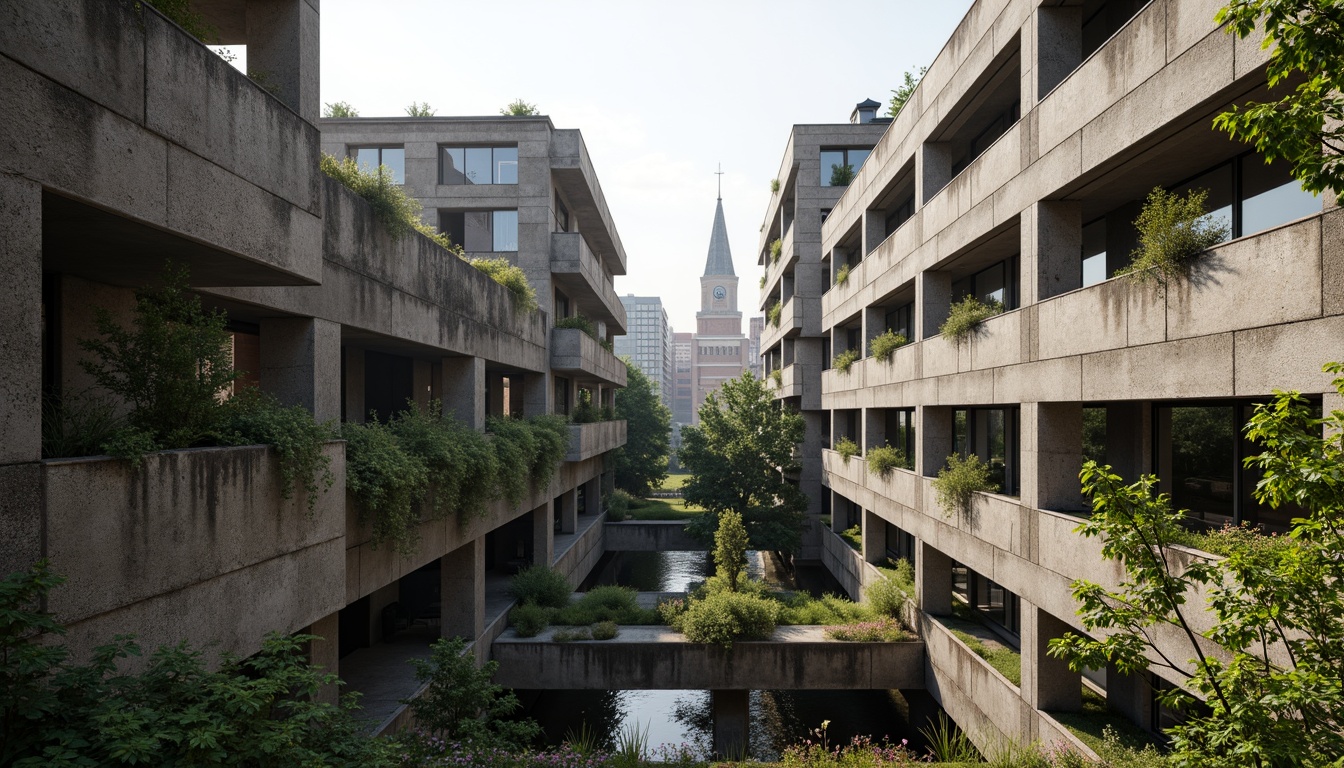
[491,623,925,690]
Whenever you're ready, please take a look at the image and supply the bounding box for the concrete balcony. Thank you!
[566,420,626,462]
[551,232,627,334]
[550,327,627,387]
[775,363,821,410]
[549,129,627,276]
[33,443,346,666]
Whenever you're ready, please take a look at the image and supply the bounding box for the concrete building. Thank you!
[615,295,673,407]
[672,331,695,425]
[0,0,624,732]
[691,194,749,424]
[747,315,766,378]
[758,105,888,554]
[793,0,1341,754]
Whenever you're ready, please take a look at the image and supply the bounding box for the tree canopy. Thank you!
[680,372,807,554]
[614,359,671,497]
[1214,0,1344,203]
[1050,362,1344,767]
[887,66,927,118]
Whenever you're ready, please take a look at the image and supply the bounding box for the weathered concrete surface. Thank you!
[565,420,627,462]
[491,625,925,690]
[603,521,706,552]
[551,328,627,386]
[551,232,626,332]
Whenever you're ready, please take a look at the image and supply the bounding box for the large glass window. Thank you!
[352,146,405,185]
[884,302,914,341]
[953,407,1020,496]
[440,146,518,185]
[884,408,916,470]
[951,562,1021,637]
[952,255,1020,310]
[1170,153,1319,241]
[439,210,519,252]
[820,148,872,187]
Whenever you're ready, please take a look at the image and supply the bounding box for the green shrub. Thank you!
[469,257,538,313]
[218,390,336,511]
[342,419,428,551]
[508,565,572,609]
[866,567,913,619]
[825,617,908,642]
[939,295,1004,342]
[830,163,856,187]
[835,262,851,286]
[932,453,999,518]
[865,444,908,476]
[590,621,619,640]
[770,178,780,194]
[767,302,782,327]
[1169,521,1299,561]
[714,510,750,592]
[769,238,783,263]
[770,368,783,388]
[835,436,860,463]
[775,592,874,625]
[41,391,125,460]
[554,315,598,339]
[1117,186,1229,288]
[832,348,860,373]
[77,262,238,460]
[656,597,687,625]
[673,590,780,648]
[759,275,767,289]
[388,401,498,522]
[323,101,359,118]
[869,329,908,362]
[553,586,656,625]
[501,99,539,116]
[407,636,541,749]
[319,154,455,251]
[526,414,570,488]
[143,0,215,41]
[509,604,550,637]
[607,487,633,518]
[840,524,862,551]
[486,415,568,505]
[551,627,591,643]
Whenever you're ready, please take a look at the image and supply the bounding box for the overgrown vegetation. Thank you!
[405,636,542,751]
[501,99,540,116]
[770,368,783,388]
[770,238,783,263]
[770,178,780,194]
[865,444,908,476]
[835,263,851,286]
[470,257,540,312]
[713,510,750,592]
[939,295,1003,342]
[555,315,598,339]
[825,617,908,642]
[1167,521,1297,560]
[142,0,215,42]
[866,560,916,618]
[869,329,908,362]
[888,66,928,118]
[951,627,1022,686]
[767,302,782,327]
[670,586,780,649]
[839,525,863,551]
[405,101,436,117]
[1115,187,1229,288]
[507,569,658,637]
[932,453,998,518]
[835,436,860,464]
[832,348,860,373]
[323,101,359,118]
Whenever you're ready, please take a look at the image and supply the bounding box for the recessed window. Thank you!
[440,146,518,185]
[953,406,1020,496]
[820,148,872,187]
[1081,219,1107,288]
[1170,153,1318,241]
[352,146,405,185]
[439,210,519,252]
[953,256,1020,310]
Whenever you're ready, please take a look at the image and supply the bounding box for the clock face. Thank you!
[713,286,726,300]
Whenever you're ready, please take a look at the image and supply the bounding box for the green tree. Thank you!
[680,372,807,554]
[1049,363,1344,768]
[714,510,750,592]
[323,101,359,118]
[500,99,539,116]
[404,101,436,117]
[614,359,671,497]
[406,636,541,750]
[887,66,927,118]
[1214,0,1343,203]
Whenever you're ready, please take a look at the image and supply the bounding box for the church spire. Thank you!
[703,193,734,277]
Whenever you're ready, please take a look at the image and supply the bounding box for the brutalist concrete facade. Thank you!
[797,0,1342,754]
[758,120,888,560]
[0,0,625,719]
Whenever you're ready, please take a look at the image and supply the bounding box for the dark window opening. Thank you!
[953,406,1020,496]
[952,255,1020,310]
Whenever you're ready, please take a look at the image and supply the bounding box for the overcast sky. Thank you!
[315,0,971,332]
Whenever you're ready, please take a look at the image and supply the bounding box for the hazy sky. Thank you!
[316,0,971,332]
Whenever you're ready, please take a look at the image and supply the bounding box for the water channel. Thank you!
[518,550,947,761]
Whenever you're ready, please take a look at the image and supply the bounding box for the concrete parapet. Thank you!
[565,420,627,462]
[550,328,627,387]
[550,233,627,332]
[603,521,706,552]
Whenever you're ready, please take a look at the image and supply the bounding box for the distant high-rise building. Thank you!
[672,332,694,425]
[748,316,765,377]
[691,191,748,424]
[615,295,673,406]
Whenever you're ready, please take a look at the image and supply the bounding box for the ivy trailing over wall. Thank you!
[767,302,782,328]
[343,402,569,551]
[769,238,783,264]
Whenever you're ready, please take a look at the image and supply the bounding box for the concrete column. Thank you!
[862,509,884,564]
[863,210,886,258]
[711,689,750,759]
[1106,663,1152,728]
[917,271,952,341]
[532,501,554,567]
[583,477,602,516]
[0,173,42,464]
[863,407,887,452]
[917,539,953,616]
[1023,201,1083,305]
[342,346,365,423]
[441,356,485,429]
[441,537,485,641]
[918,405,953,478]
[307,611,340,705]
[1021,600,1081,712]
[522,371,550,417]
[863,304,886,356]
[259,316,341,422]
[1020,402,1084,512]
[919,142,953,205]
[1032,6,1083,102]
[560,487,579,534]
[244,0,320,124]
[1106,402,1151,482]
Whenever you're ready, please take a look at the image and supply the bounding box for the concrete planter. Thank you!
[551,327,627,386]
[565,420,626,462]
[41,442,345,665]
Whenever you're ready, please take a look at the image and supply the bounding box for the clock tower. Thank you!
[691,184,748,424]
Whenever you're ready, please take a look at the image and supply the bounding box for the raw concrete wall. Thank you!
[554,513,608,588]
[565,420,627,462]
[551,328,627,386]
[603,521,706,552]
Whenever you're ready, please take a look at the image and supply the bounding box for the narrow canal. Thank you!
[518,550,947,761]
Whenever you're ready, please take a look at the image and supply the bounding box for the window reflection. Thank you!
[438,209,519,252]
[352,146,404,185]
[820,147,872,187]
[440,146,519,185]
[952,256,1020,310]
[1240,155,1319,235]
[953,406,1019,496]
[1081,219,1107,287]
